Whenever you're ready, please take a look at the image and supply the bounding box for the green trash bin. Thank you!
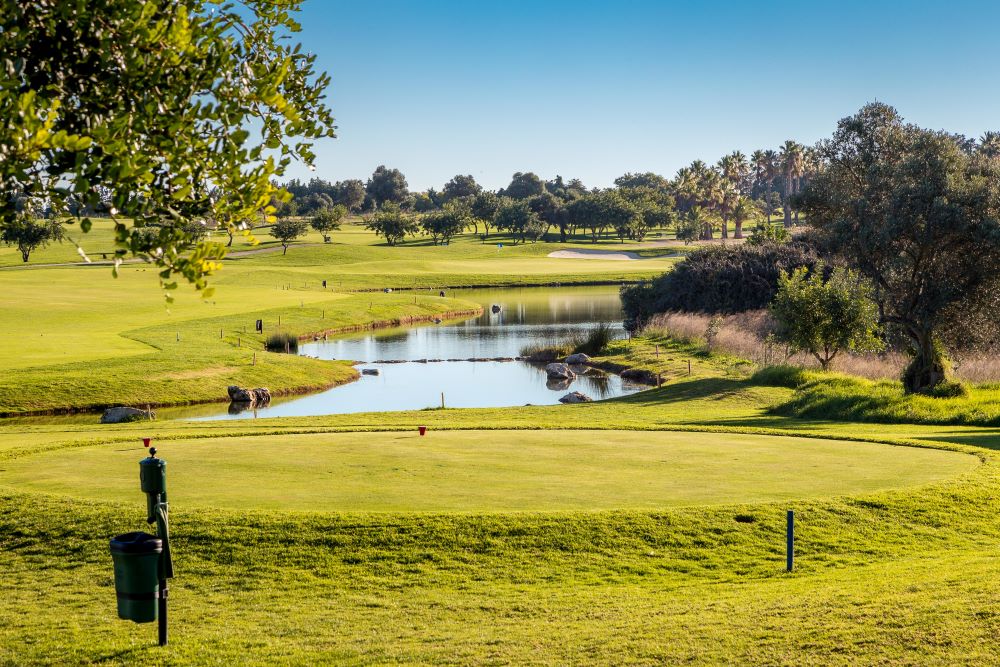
[110,532,162,624]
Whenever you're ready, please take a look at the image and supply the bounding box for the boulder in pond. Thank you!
[545,363,576,380]
[559,391,593,404]
[101,406,154,424]
[227,385,271,404]
[565,353,591,365]
[361,368,380,376]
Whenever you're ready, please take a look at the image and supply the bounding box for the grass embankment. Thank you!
[1,390,999,663]
[0,272,480,414]
[751,366,1000,426]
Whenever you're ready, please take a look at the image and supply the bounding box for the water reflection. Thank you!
[180,286,645,421]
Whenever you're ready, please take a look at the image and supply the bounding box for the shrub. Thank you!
[621,241,825,330]
[264,332,299,353]
[928,380,969,399]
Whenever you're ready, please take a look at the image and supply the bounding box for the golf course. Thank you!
[6,4,1000,662]
[2,221,1000,665]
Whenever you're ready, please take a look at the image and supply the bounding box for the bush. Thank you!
[264,332,299,353]
[621,242,825,331]
[928,380,969,399]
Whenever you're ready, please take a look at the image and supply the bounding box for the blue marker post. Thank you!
[786,510,795,572]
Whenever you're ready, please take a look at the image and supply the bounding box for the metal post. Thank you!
[158,579,167,646]
[786,510,794,572]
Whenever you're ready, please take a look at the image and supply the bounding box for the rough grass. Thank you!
[768,372,1000,426]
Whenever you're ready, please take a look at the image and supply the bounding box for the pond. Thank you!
[170,285,646,420]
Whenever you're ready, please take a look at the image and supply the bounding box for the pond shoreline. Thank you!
[0,306,484,419]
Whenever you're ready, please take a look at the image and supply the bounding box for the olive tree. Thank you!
[800,103,1000,391]
[270,218,308,255]
[1,214,63,262]
[363,202,418,246]
[770,266,882,370]
[310,205,346,242]
[0,0,335,297]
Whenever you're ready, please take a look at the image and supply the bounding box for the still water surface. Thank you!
[174,286,644,420]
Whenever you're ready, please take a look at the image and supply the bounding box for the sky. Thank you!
[291,0,1000,191]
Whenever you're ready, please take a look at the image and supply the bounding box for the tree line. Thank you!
[270,142,837,246]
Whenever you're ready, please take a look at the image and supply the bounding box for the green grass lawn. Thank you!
[0,429,975,512]
[1,389,999,664]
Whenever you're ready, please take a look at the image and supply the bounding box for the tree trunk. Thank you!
[783,177,792,228]
[903,330,948,392]
[734,220,743,239]
[21,249,29,262]
[766,181,772,222]
[282,244,288,255]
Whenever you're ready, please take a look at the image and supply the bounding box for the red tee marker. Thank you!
[418,426,427,436]
[142,438,151,448]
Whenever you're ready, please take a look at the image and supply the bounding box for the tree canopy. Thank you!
[800,102,1000,391]
[0,0,335,297]
[771,266,882,370]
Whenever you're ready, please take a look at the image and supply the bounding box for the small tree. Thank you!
[1,215,63,262]
[770,266,882,370]
[494,199,540,244]
[270,218,308,255]
[363,202,418,246]
[420,208,467,245]
[310,205,346,242]
[471,191,501,239]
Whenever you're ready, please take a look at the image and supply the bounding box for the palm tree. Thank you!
[730,195,758,239]
[763,149,778,222]
[779,140,803,228]
[980,131,1000,159]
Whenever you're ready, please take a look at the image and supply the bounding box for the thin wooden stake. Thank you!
[441,392,445,409]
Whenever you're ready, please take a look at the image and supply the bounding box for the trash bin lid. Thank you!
[110,531,162,554]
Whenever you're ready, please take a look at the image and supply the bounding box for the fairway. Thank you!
[1,430,977,511]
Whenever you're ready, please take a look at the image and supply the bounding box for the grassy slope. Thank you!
[1,388,1000,664]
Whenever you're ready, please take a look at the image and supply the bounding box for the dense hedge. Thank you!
[621,242,824,330]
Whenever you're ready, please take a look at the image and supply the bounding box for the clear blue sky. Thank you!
[292,0,1000,191]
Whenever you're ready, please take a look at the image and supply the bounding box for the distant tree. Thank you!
[800,102,1000,392]
[470,191,502,238]
[363,202,418,246]
[413,192,437,213]
[332,180,366,211]
[729,195,758,239]
[528,191,564,241]
[442,174,481,202]
[976,132,1000,160]
[310,205,346,242]
[675,207,710,245]
[494,199,540,244]
[1,215,63,262]
[614,172,670,190]
[779,140,804,228]
[297,192,334,215]
[366,166,409,207]
[270,218,308,255]
[771,266,883,370]
[420,206,467,245]
[501,172,545,200]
